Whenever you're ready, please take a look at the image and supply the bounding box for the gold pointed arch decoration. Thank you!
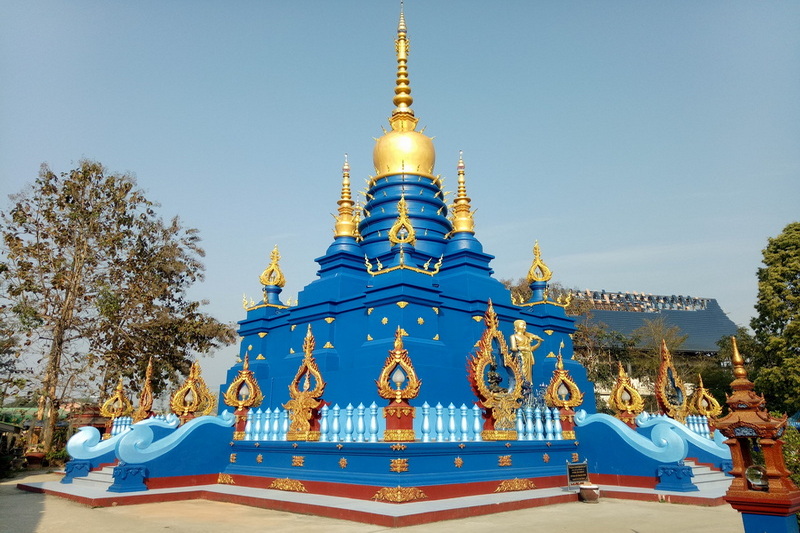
[688,374,722,418]
[170,361,217,423]
[283,325,327,441]
[377,326,422,403]
[526,241,552,284]
[388,195,416,246]
[132,358,155,423]
[608,362,644,419]
[223,353,264,410]
[100,377,134,419]
[654,340,689,422]
[467,300,524,441]
[259,245,286,288]
[544,354,585,409]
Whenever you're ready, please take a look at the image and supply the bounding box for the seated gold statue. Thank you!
[509,320,543,383]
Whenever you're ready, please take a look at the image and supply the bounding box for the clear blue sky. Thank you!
[2,2,798,386]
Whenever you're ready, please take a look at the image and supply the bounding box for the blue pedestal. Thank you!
[108,463,148,493]
[61,460,92,483]
[655,463,698,492]
[741,512,799,533]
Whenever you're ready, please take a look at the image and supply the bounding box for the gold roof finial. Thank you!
[391,7,414,122]
[731,336,748,381]
[334,154,358,238]
[526,241,553,283]
[373,6,436,178]
[451,151,475,234]
[259,245,286,287]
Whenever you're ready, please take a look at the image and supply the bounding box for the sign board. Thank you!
[566,460,589,486]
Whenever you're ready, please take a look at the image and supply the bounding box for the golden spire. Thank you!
[731,336,748,381]
[259,245,286,287]
[391,8,414,123]
[451,151,475,234]
[334,154,358,238]
[373,7,435,178]
[526,241,553,283]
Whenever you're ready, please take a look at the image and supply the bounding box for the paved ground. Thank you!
[2,470,745,533]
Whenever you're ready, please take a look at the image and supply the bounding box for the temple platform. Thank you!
[18,467,731,528]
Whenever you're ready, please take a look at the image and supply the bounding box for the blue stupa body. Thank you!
[51,12,732,526]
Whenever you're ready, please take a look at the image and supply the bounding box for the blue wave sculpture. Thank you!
[116,411,234,464]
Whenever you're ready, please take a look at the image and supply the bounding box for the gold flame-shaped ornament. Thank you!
[388,196,416,246]
[608,362,644,416]
[467,300,524,441]
[688,374,722,417]
[100,377,134,419]
[223,353,264,410]
[132,358,155,423]
[544,354,585,409]
[377,326,422,403]
[283,325,326,441]
[259,245,286,287]
[526,241,553,284]
[654,340,688,422]
[170,361,216,423]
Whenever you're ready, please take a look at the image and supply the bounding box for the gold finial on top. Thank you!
[451,151,475,234]
[526,241,553,283]
[373,6,436,178]
[731,336,748,380]
[259,245,286,287]
[392,8,414,121]
[334,154,358,238]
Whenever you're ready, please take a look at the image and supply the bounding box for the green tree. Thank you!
[0,161,235,451]
[751,222,800,414]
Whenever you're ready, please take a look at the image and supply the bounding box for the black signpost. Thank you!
[567,460,590,486]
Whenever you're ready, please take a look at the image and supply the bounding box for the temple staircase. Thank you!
[69,465,115,490]
[684,460,731,492]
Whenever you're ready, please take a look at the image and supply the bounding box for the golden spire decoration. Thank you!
[373,7,435,177]
[388,195,416,246]
[259,245,286,288]
[334,154,358,238]
[391,8,415,125]
[526,241,553,283]
[132,358,155,423]
[450,151,475,234]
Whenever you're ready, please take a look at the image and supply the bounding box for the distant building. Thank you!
[577,290,738,355]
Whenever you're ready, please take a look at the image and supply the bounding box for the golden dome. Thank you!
[373,127,435,177]
[373,9,436,179]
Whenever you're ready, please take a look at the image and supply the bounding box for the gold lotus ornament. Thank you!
[688,374,722,418]
[283,325,326,441]
[170,361,216,424]
[467,300,523,441]
[100,377,133,439]
[377,327,421,441]
[223,353,264,440]
[608,362,644,427]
